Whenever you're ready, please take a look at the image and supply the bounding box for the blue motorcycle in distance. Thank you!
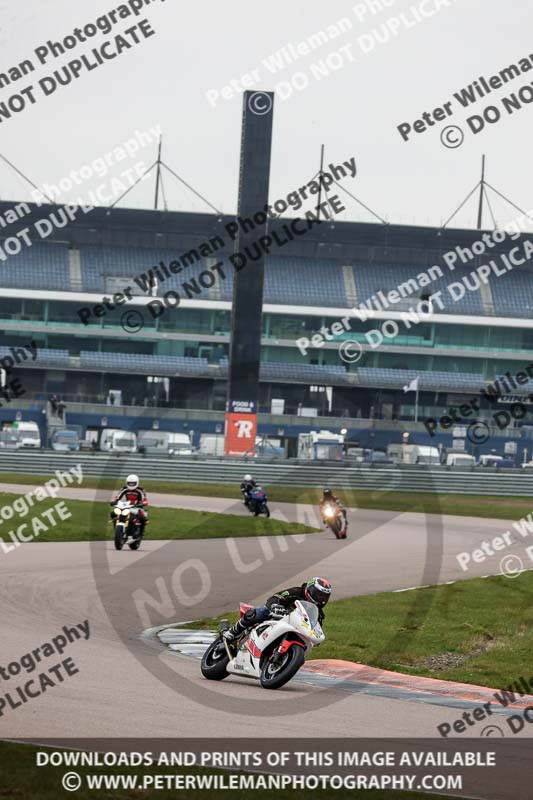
[246,486,270,518]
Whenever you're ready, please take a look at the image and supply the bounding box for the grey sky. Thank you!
[0,0,532,230]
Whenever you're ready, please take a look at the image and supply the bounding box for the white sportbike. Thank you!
[201,600,325,690]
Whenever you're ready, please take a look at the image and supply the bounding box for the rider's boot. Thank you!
[223,617,250,642]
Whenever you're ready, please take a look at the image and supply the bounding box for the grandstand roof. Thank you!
[0,199,529,260]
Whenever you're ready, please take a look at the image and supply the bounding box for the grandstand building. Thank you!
[2,199,533,455]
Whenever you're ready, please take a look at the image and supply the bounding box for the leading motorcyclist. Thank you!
[223,577,332,643]
[319,488,347,528]
[111,474,149,535]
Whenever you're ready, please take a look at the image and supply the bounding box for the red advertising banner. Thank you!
[225,401,257,457]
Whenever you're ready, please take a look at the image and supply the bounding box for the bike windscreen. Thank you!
[299,601,319,628]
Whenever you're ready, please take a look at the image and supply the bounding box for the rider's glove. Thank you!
[269,604,286,619]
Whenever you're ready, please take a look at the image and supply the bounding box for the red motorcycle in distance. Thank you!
[321,503,347,539]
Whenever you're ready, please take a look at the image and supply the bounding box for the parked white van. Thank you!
[51,429,80,451]
[446,453,475,467]
[99,429,137,453]
[387,444,440,465]
[10,421,41,449]
[138,430,192,455]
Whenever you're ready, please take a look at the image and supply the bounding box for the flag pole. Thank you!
[414,382,419,423]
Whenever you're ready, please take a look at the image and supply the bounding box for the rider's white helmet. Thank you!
[126,474,139,489]
[244,474,252,482]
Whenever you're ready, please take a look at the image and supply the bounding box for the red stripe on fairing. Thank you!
[246,639,262,658]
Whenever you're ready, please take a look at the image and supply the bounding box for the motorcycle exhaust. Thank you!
[218,619,232,658]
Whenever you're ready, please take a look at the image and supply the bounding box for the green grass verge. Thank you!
[187,572,533,690]
[0,742,455,800]
[0,493,315,542]
[1,472,532,520]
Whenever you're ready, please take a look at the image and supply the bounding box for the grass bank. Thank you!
[0,493,316,542]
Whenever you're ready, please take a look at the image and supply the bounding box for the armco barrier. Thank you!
[1,451,533,495]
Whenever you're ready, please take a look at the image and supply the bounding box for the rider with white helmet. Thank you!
[112,474,149,535]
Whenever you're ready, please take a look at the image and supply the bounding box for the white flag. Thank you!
[403,377,419,393]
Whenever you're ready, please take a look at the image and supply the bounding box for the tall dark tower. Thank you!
[225,91,274,457]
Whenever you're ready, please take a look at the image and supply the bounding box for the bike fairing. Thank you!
[248,487,269,516]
